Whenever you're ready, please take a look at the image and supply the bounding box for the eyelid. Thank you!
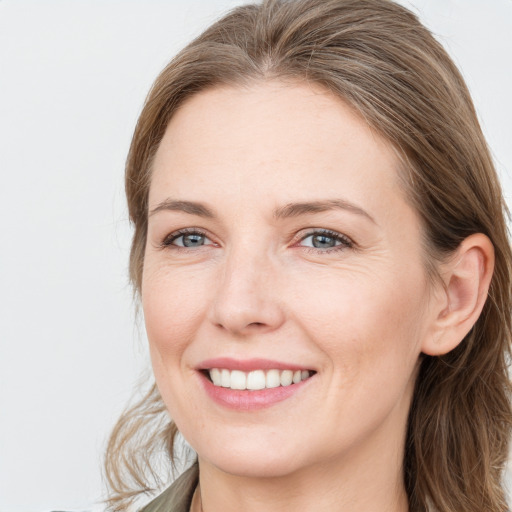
[160,227,215,248]
[294,228,354,252]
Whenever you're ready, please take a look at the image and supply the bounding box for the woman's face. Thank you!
[143,81,438,479]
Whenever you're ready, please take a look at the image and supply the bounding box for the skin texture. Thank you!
[142,81,494,511]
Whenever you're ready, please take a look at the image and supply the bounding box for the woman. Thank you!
[105,0,512,510]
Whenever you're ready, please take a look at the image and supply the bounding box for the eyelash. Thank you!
[297,229,354,254]
[160,228,354,254]
[161,228,212,249]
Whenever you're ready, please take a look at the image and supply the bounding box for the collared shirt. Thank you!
[139,464,199,512]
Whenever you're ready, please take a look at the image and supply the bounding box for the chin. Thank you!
[205,451,304,479]
[193,431,317,479]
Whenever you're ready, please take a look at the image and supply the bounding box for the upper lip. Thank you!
[197,357,314,372]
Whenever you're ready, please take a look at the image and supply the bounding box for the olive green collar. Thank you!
[139,464,199,512]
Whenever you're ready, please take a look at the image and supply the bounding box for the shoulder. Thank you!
[139,464,199,512]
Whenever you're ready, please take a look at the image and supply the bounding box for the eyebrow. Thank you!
[273,199,376,224]
[149,198,376,224]
[149,199,215,218]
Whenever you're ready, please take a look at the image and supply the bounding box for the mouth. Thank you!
[196,358,317,410]
[202,368,315,391]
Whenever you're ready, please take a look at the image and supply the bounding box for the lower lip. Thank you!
[198,372,312,411]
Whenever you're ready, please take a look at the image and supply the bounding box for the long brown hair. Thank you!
[105,0,512,510]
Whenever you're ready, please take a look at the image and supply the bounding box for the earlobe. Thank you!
[421,233,495,356]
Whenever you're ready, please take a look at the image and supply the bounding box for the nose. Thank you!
[208,245,286,337]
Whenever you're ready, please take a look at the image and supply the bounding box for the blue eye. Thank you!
[299,230,353,252]
[175,233,206,247]
[163,229,212,248]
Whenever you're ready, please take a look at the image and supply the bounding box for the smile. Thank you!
[197,358,316,410]
[207,368,312,390]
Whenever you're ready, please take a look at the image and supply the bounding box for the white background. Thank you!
[0,1,511,511]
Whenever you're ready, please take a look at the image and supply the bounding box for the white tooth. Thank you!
[230,370,247,390]
[280,370,293,386]
[210,368,221,386]
[213,368,309,389]
[221,369,231,388]
[247,370,266,390]
[266,369,280,388]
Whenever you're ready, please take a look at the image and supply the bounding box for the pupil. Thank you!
[313,234,335,248]
[183,234,204,247]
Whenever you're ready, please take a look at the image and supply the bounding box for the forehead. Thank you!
[149,80,404,213]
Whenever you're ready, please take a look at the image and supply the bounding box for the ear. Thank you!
[421,233,495,356]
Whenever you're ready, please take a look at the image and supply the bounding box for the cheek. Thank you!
[142,264,209,424]
[141,264,211,398]
[290,265,427,380]
[142,262,207,343]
